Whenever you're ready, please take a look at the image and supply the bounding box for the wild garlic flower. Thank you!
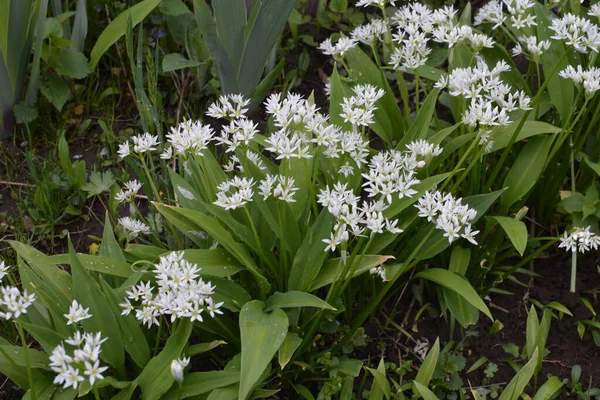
[120,252,223,328]
[512,36,551,63]
[356,0,396,7]
[0,284,36,320]
[415,190,479,244]
[264,130,312,160]
[341,84,385,127]
[171,357,190,383]
[64,300,92,325]
[474,0,536,30]
[352,19,388,45]
[550,13,600,53]
[117,142,130,159]
[318,36,357,58]
[559,65,600,100]
[407,139,443,165]
[362,150,423,203]
[213,176,255,210]
[589,3,600,19]
[0,261,9,282]
[559,226,600,253]
[50,331,108,389]
[118,216,151,240]
[115,179,142,203]
[265,93,324,131]
[132,133,160,153]
[206,94,250,120]
[258,174,299,203]
[165,119,214,158]
[474,1,506,28]
[217,118,259,152]
[369,266,387,280]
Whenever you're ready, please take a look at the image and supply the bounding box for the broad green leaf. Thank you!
[70,0,88,52]
[449,246,470,275]
[366,359,391,400]
[155,203,270,296]
[329,66,351,129]
[415,338,439,387]
[182,249,244,277]
[264,291,335,312]
[40,75,70,111]
[99,277,151,367]
[288,209,334,291]
[413,381,440,400]
[490,216,528,256]
[69,240,125,373]
[278,332,302,369]
[545,301,572,316]
[397,88,440,149]
[162,53,201,72]
[82,171,116,197]
[90,0,161,69]
[501,135,554,211]
[210,276,252,312]
[416,269,493,320]
[188,340,227,357]
[51,50,91,79]
[532,377,564,400]
[20,322,63,354]
[237,0,296,97]
[100,213,127,263]
[498,348,538,400]
[239,301,289,400]
[346,47,405,143]
[213,0,246,71]
[490,121,561,152]
[45,253,132,278]
[443,286,479,328]
[160,0,191,15]
[178,371,240,398]
[138,320,193,400]
[584,156,600,176]
[310,255,394,291]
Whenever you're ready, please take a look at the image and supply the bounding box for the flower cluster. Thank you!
[318,36,357,59]
[341,84,385,127]
[50,331,108,389]
[214,176,255,210]
[64,300,92,325]
[50,302,108,389]
[206,94,250,120]
[415,190,479,244]
[115,179,142,204]
[559,226,600,253]
[258,174,299,203]
[118,216,151,240]
[474,0,537,30]
[120,252,223,328]
[550,13,600,53]
[0,262,35,320]
[436,59,531,150]
[559,65,600,100]
[512,36,551,63]
[352,19,388,45]
[163,119,215,159]
[118,132,160,158]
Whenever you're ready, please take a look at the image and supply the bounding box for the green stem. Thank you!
[16,322,36,400]
[153,315,164,357]
[570,250,577,293]
[439,129,481,192]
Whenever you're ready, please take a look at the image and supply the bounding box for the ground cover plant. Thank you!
[1,0,600,399]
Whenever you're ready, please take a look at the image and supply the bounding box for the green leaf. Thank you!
[40,75,70,111]
[310,255,394,291]
[178,371,240,398]
[367,359,391,400]
[501,135,554,211]
[45,253,132,278]
[182,249,244,277]
[415,338,439,387]
[490,216,528,256]
[213,0,246,72]
[160,0,191,15]
[99,277,151,367]
[138,320,193,400]
[416,269,493,320]
[236,0,296,97]
[162,53,201,72]
[69,239,125,373]
[100,213,127,263]
[490,121,561,152]
[288,209,334,291]
[449,246,470,275]
[13,103,38,124]
[239,301,289,400]
[264,291,335,312]
[188,340,227,357]
[443,286,479,328]
[20,322,63,354]
[82,171,116,197]
[413,381,440,400]
[397,88,440,149]
[278,332,302,369]
[498,348,538,400]
[51,50,91,79]
[532,377,564,400]
[90,0,162,69]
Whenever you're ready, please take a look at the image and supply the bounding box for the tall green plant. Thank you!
[192,0,297,98]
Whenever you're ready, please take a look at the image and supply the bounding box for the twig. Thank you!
[0,180,34,187]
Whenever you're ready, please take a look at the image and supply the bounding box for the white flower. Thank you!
[0,261,9,282]
[166,120,214,157]
[213,176,255,210]
[64,300,92,325]
[171,357,190,383]
[63,366,84,389]
[356,0,396,7]
[318,36,357,58]
[559,226,600,253]
[132,132,160,153]
[559,65,600,100]
[0,284,36,320]
[206,94,250,120]
[118,216,151,240]
[416,191,478,244]
[84,359,108,385]
[370,266,387,280]
[550,13,600,53]
[117,142,130,159]
[115,180,142,204]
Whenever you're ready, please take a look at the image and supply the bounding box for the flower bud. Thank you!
[171,357,190,383]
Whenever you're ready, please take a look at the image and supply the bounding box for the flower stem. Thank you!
[570,250,577,293]
[16,322,36,400]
